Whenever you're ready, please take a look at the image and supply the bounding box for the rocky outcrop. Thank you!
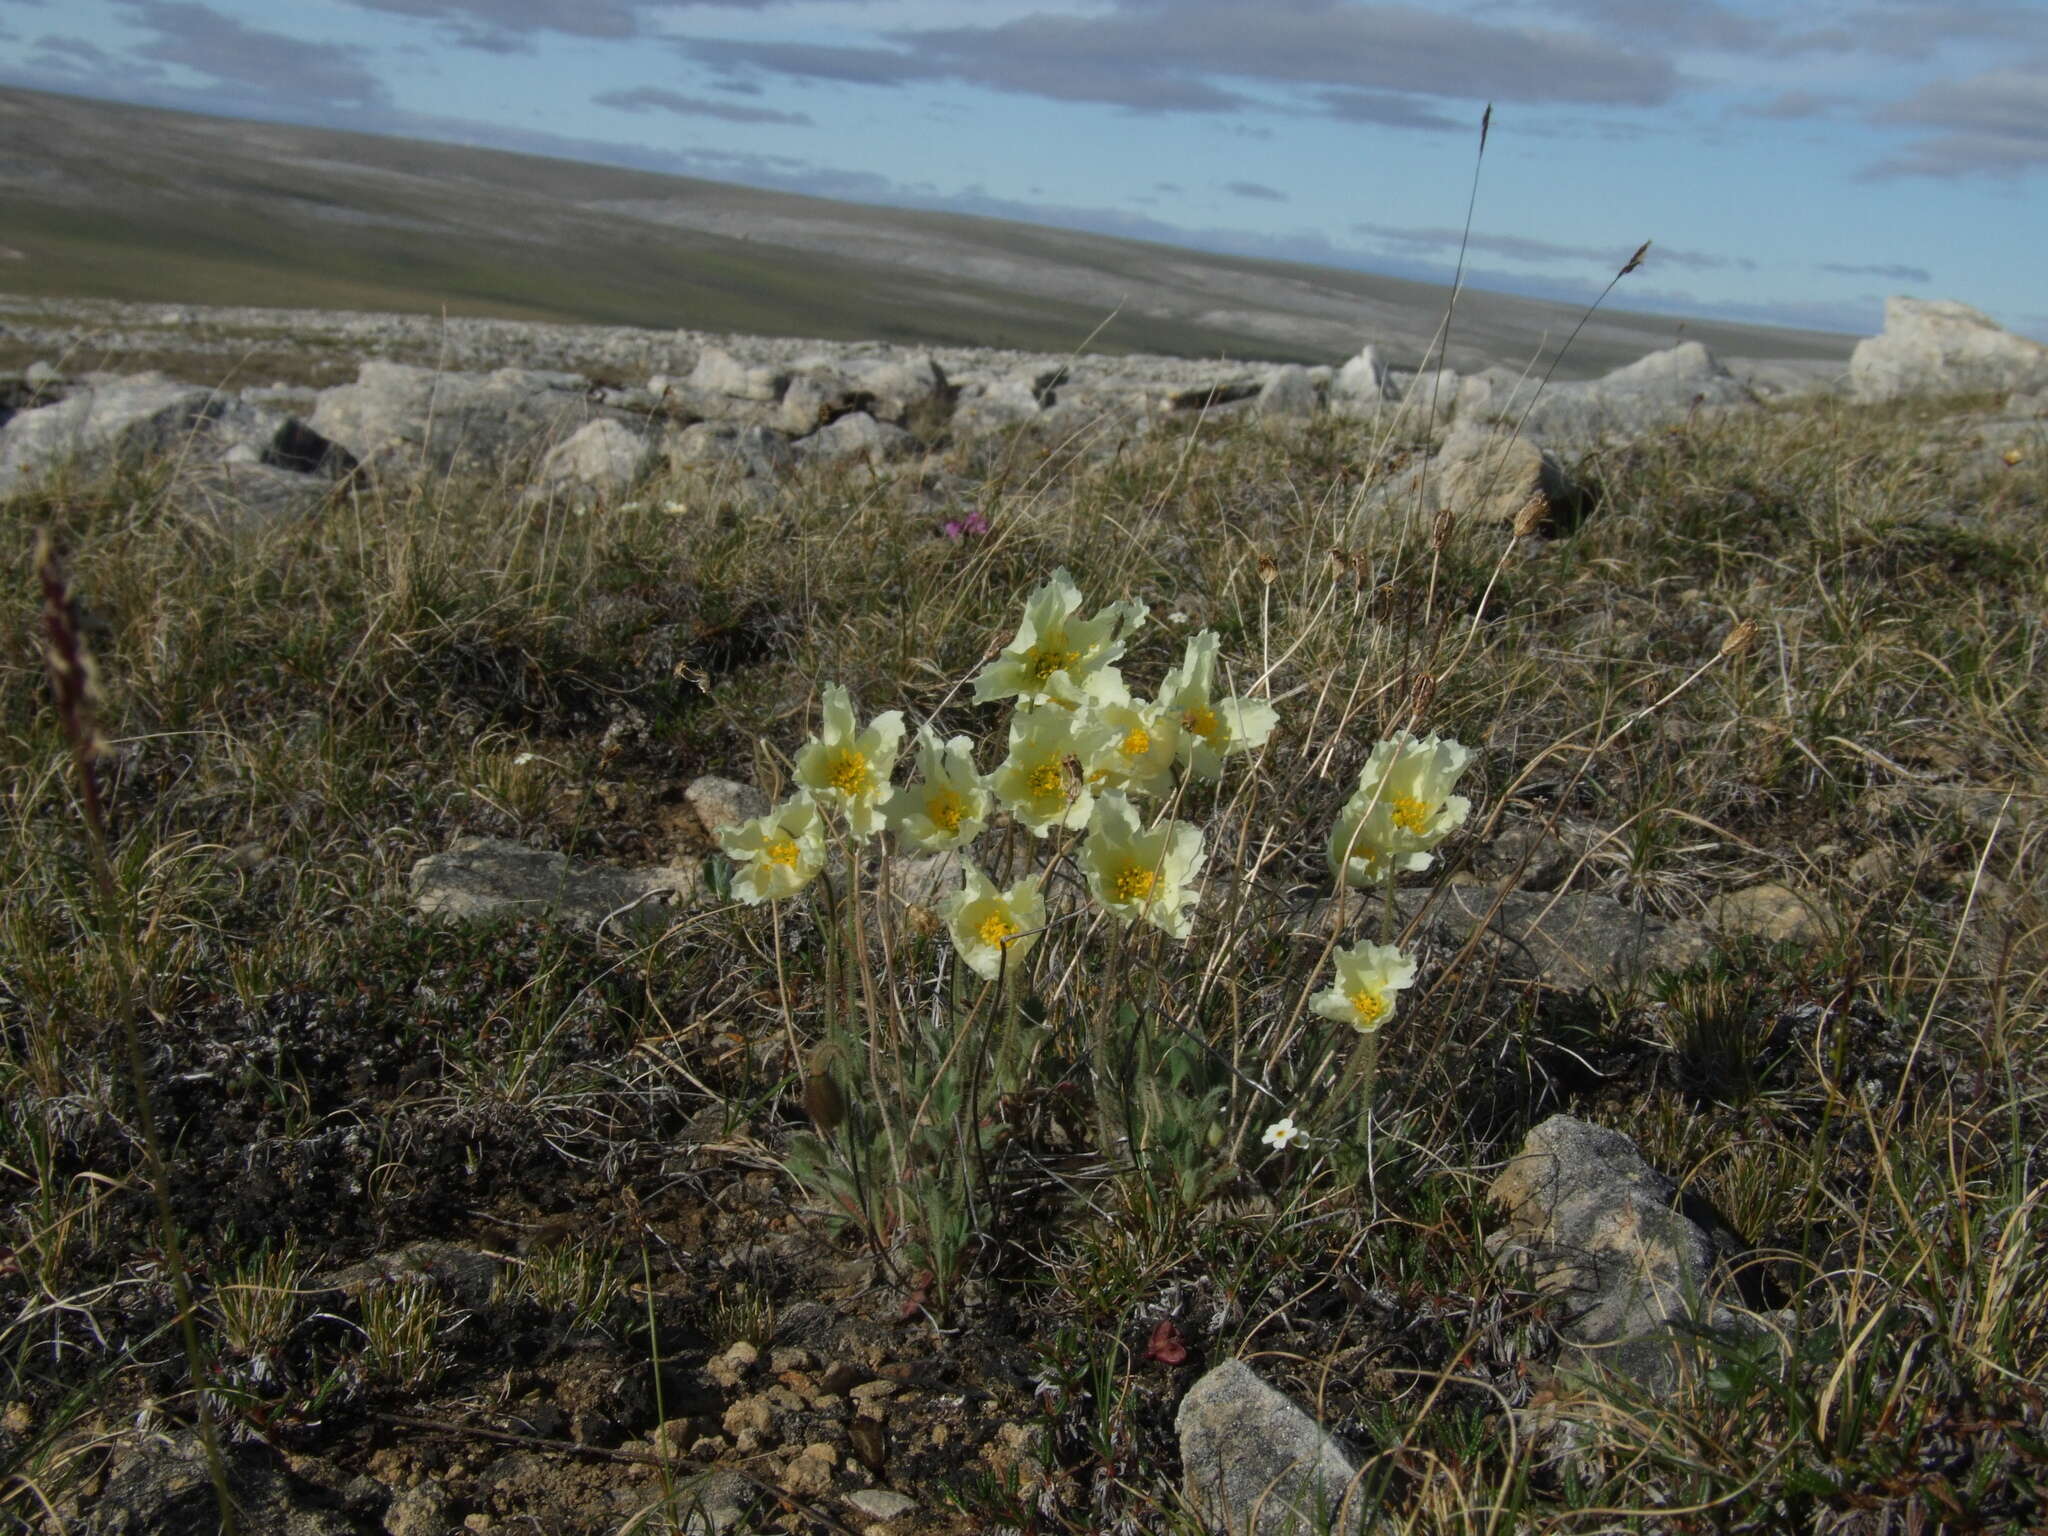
[1851,297,2048,403]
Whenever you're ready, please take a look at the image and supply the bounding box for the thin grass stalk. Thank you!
[34,530,237,1536]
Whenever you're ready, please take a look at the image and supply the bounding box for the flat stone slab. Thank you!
[1400,885,1708,993]
[409,836,704,934]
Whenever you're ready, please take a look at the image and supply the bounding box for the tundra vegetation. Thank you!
[0,354,2044,1535]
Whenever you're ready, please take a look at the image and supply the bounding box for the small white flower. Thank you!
[511,751,539,768]
[1261,1115,1301,1151]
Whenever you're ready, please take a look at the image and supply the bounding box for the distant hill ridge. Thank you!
[0,83,1853,379]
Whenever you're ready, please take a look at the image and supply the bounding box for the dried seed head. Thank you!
[1720,618,1759,658]
[1430,506,1455,550]
[34,530,107,762]
[803,1070,846,1135]
[1511,493,1550,538]
[1408,672,1437,717]
[1256,555,1278,586]
[1620,240,1651,277]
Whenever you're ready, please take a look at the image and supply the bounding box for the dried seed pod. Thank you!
[1256,555,1278,585]
[1408,672,1438,717]
[1430,506,1455,550]
[1720,619,1759,659]
[803,1068,846,1135]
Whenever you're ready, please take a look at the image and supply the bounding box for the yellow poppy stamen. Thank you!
[926,790,963,834]
[1028,644,1081,682]
[1027,761,1065,800]
[1120,726,1151,759]
[1112,865,1157,903]
[1347,989,1386,1028]
[1391,793,1431,836]
[977,911,1018,949]
[825,749,868,796]
[763,838,800,869]
[1182,704,1221,744]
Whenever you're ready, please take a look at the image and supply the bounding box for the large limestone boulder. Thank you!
[795,411,918,467]
[0,373,227,496]
[308,362,600,479]
[1850,297,2048,403]
[535,418,653,499]
[1513,342,1755,442]
[1255,364,1318,420]
[1328,344,1393,415]
[688,346,789,402]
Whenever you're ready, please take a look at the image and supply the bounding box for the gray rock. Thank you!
[85,1429,354,1536]
[1255,365,1318,420]
[309,361,600,479]
[536,417,652,496]
[1176,1360,1374,1535]
[1707,881,1831,944]
[383,1481,450,1536]
[1850,296,2048,403]
[850,354,953,433]
[844,1488,917,1521]
[1487,1115,1753,1394]
[684,774,768,836]
[1514,342,1755,442]
[689,346,789,402]
[409,836,704,934]
[318,1240,502,1308]
[0,372,227,495]
[1330,345,1391,409]
[797,411,918,466]
[1396,886,1708,994]
[2009,388,2048,418]
[665,420,794,478]
[1432,422,1577,528]
[23,359,62,391]
[779,367,868,435]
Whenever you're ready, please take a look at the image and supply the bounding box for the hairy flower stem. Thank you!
[1379,867,1398,946]
[36,532,237,1535]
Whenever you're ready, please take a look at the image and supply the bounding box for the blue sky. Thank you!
[3,0,2044,339]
